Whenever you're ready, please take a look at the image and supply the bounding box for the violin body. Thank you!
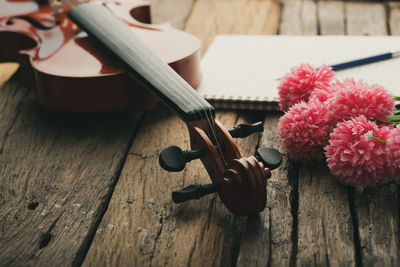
[0,0,201,112]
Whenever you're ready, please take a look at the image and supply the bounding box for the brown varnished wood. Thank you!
[246,156,268,211]
[225,158,258,215]
[237,114,293,267]
[187,119,270,216]
[0,0,201,112]
[3,0,273,217]
[187,120,227,179]
[83,108,251,266]
[2,0,400,266]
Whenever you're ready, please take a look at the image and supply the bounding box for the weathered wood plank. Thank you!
[389,2,400,36]
[348,2,400,266]
[0,76,141,265]
[346,2,387,35]
[353,184,399,266]
[318,1,345,35]
[237,114,294,267]
[185,0,281,55]
[83,0,282,265]
[280,1,357,266]
[234,3,301,266]
[82,108,257,266]
[151,0,194,29]
[297,167,355,266]
[279,0,318,35]
[236,1,355,266]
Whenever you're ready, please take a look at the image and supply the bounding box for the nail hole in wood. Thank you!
[39,233,52,249]
[27,201,39,210]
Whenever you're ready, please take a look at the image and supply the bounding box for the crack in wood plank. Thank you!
[0,72,143,265]
[346,2,400,266]
[280,1,357,266]
[81,1,282,265]
[289,161,299,267]
[348,187,363,267]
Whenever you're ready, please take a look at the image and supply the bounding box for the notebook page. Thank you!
[197,35,400,105]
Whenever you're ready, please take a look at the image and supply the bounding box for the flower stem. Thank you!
[387,115,400,124]
[371,136,387,143]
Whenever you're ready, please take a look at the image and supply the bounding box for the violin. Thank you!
[0,0,201,111]
[3,0,283,216]
[62,0,284,216]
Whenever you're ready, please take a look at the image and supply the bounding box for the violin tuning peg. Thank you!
[254,148,282,170]
[172,183,221,203]
[159,146,204,172]
[228,121,264,138]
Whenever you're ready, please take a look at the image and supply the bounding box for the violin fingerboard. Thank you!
[67,3,214,122]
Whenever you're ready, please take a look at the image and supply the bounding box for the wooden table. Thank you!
[1,0,399,266]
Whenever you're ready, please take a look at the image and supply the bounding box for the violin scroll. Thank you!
[160,120,282,216]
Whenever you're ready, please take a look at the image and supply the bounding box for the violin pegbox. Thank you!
[159,120,282,216]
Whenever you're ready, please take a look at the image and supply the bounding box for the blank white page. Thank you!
[197,35,400,108]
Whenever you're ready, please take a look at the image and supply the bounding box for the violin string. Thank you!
[149,46,227,164]
[103,12,224,164]
[69,4,227,165]
[65,0,204,125]
[176,72,227,166]
[135,36,225,165]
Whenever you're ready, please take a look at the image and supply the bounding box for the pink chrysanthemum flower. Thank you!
[326,79,395,125]
[325,116,390,187]
[278,101,330,162]
[386,126,400,182]
[278,64,335,112]
[309,84,336,104]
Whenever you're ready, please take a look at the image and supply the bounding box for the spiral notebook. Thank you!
[196,35,400,111]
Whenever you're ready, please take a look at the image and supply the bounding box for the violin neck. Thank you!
[67,2,215,122]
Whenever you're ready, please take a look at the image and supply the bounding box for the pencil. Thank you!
[330,50,400,71]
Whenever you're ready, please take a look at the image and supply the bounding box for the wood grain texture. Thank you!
[354,184,399,266]
[318,1,345,35]
[82,108,260,266]
[0,76,141,266]
[151,0,194,29]
[297,167,355,267]
[348,3,400,266]
[237,113,294,267]
[346,2,387,35]
[83,0,282,265]
[4,0,398,266]
[281,1,357,266]
[389,2,400,36]
[279,0,317,35]
[184,0,281,55]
